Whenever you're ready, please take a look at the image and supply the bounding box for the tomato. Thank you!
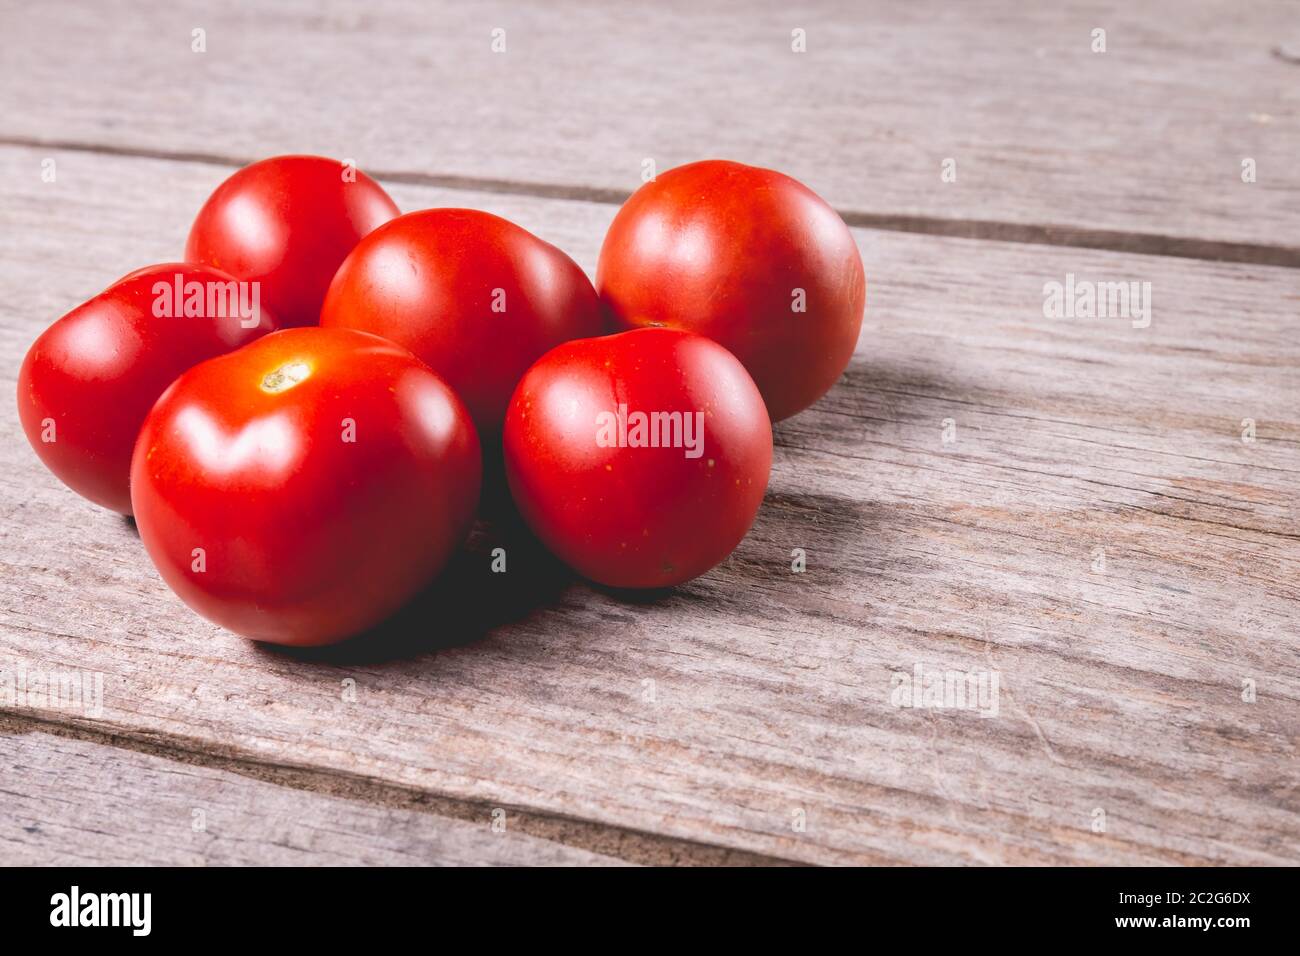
[185,155,399,328]
[503,328,771,589]
[17,262,276,514]
[130,327,481,646]
[596,160,865,422]
[320,208,604,438]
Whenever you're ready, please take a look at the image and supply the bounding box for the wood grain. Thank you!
[1,0,1298,259]
[1,147,1296,864]
[0,724,627,865]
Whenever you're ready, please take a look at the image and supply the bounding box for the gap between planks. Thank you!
[0,712,801,867]
[5,135,1298,270]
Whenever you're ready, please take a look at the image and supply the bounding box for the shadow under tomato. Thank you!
[475,435,517,522]
[263,502,576,666]
[587,582,678,604]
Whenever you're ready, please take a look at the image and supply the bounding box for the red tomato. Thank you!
[186,155,399,328]
[320,208,604,437]
[596,160,865,421]
[17,263,276,514]
[503,328,771,588]
[130,327,481,646]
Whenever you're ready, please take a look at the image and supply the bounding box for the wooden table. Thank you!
[1,0,1297,866]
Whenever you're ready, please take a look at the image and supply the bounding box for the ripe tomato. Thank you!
[17,263,276,514]
[596,160,865,421]
[320,208,604,437]
[130,327,481,646]
[503,328,771,589]
[185,155,399,328]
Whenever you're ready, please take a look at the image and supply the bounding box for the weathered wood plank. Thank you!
[0,725,627,865]
[1,0,1297,257]
[1,148,1297,864]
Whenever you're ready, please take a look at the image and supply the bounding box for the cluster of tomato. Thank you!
[18,156,865,647]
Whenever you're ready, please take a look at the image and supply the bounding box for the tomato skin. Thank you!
[17,263,276,514]
[596,160,865,422]
[503,328,771,589]
[130,327,481,646]
[185,155,399,328]
[320,208,605,438]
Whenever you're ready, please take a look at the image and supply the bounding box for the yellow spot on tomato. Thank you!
[261,361,311,393]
